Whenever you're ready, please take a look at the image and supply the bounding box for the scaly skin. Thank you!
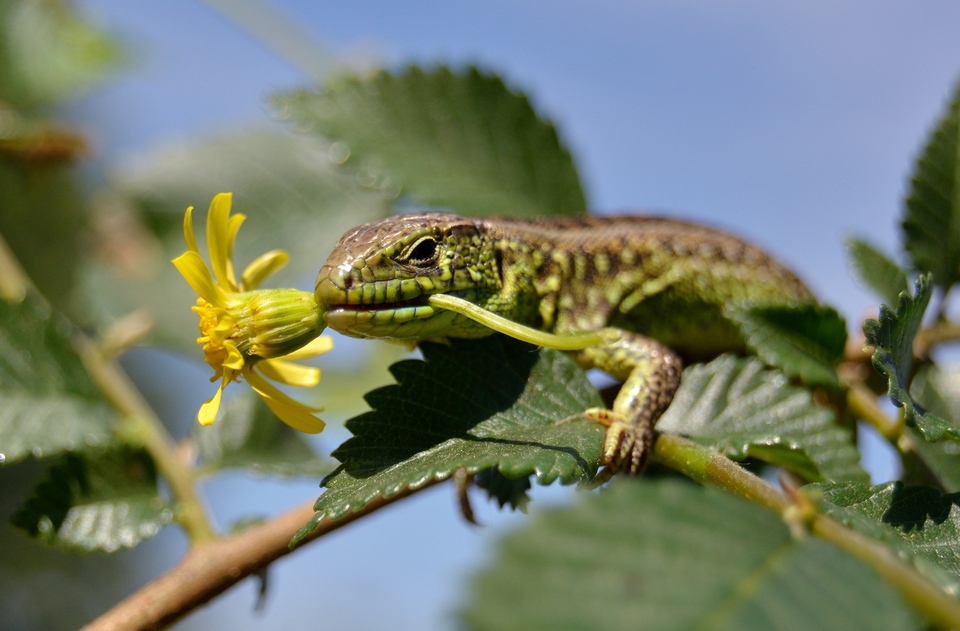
[315,213,812,472]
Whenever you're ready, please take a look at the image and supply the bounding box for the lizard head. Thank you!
[315,212,499,340]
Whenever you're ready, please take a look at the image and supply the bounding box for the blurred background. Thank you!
[3,1,960,629]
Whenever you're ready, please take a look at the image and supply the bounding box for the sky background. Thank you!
[50,1,960,629]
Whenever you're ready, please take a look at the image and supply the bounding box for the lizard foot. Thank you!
[581,407,653,475]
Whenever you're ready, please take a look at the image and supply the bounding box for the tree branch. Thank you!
[81,481,440,631]
[76,335,216,544]
[652,434,960,630]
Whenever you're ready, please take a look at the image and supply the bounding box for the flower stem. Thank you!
[652,434,960,629]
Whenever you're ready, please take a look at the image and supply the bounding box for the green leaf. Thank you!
[727,303,847,389]
[909,365,960,491]
[473,467,532,512]
[0,160,87,307]
[902,78,960,290]
[461,479,919,631]
[272,65,587,217]
[0,291,117,464]
[0,0,123,108]
[845,237,910,307]
[10,448,173,552]
[863,274,959,442]
[292,335,604,544]
[194,391,333,478]
[78,126,388,353]
[657,355,867,482]
[815,481,960,593]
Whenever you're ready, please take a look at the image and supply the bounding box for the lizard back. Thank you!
[480,215,812,357]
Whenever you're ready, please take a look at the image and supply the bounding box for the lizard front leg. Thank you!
[576,331,682,474]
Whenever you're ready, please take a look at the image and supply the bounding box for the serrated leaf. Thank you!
[292,335,604,544]
[461,479,919,631]
[0,291,117,464]
[657,355,867,482]
[10,448,173,552]
[909,365,960,491]
[727,303,847,389]
[863,274,959,442]
[78,127,387,352]
[272,65,586,218]
[194,391,332,477]
[902,79,960,289]
[0,0,122,108]
[846,237,910,307]
[474,467,532,512]
[815,481,960,594]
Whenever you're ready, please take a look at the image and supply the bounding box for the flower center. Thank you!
[193,298,242,379]
[191,289,324,378]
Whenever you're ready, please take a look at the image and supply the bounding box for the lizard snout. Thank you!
[315,263,351,307]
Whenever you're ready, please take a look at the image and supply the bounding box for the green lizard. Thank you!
[314,213,812,473]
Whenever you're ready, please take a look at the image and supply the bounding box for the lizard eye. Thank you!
[406,237,439,266]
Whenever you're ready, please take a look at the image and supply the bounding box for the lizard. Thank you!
[314,212,813,473]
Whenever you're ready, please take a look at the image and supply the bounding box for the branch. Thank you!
[841,371,903,442]
[915,320,960,357]
[82,431,960,630]
[81,481,440,631]
[0,233,216,544]
[76,335,216,544]
[652,434,960,630]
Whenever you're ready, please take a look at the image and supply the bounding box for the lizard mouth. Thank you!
[322,296,439,336]
[324,296,427,317]
[326,296,428,312]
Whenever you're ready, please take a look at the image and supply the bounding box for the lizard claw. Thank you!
[581,407,652,475]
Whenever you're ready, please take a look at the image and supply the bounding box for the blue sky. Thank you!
[71,2,960,629]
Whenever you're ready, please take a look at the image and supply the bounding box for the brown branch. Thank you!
[915,320,960,358]
[81,481,439,631]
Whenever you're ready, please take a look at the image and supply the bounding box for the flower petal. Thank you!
[246,367,323,411]
[172,251,222,305]
[198,380,226,426]
[260,395,326,433]
[241,249,289,290]
[224,213,245,289]
[183,206,199,254]
[222,344,245,371]
[258,358,320,387]
[206,192,240,292]
[281,335,334,360]
[246,368,325,433]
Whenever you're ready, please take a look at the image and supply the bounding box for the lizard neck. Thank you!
[473,219,546,328]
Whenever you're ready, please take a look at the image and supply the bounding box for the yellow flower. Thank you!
[171,192,331,433]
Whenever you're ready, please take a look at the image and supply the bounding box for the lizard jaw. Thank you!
[321,290,490,340]
[323,296,429,326]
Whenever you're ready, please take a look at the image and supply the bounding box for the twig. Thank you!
[81,432,960,630]
[652,434,960,630]
[0,233,215,543]
[842,373,902,442]
[81,482,439,630]
[915,320,960,358]
[75,335,216,544]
